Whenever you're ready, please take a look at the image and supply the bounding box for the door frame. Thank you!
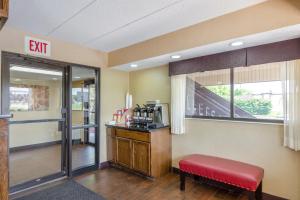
[68,65,100,176]
[83,79,96,146]
[1,51,101,192]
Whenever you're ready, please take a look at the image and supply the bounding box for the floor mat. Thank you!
[15,180,105,200]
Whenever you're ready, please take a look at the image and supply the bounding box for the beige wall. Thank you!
[129,64,300,200]
[71,80,85,125]
[0,27,107,68]
[100,68,129,162]
[109,0,300,67]
[173,120,300,200]
[129,65,170,105]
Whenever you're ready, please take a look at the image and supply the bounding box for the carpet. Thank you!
[16,180,106,200]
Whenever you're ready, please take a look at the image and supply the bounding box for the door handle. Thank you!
[58,120,64,131]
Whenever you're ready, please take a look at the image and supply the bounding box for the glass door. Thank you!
[71,66,99,171]
[1,53,100,192]
[2,58,67,192]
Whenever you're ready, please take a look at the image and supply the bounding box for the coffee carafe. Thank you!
[133,104,141,117]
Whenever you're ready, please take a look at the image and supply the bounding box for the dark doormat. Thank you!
[15,180,106,200]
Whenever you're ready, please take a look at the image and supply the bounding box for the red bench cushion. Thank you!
[179,154,264,191]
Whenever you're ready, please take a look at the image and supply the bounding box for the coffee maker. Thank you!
[132,100,169,129]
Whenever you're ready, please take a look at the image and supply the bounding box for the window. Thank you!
[185,62,285,122]
[72,88,83,110]
[186,69,231,118]
[234,63,283,120]
[10,84,49,111]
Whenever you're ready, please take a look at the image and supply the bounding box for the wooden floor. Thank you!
[76,167,248,200]
[10,144,95,186]
[11,167,249,200]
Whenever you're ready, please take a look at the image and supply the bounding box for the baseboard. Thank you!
[262,193,288,200]
[72,139,81,145]
[99,161,111,169]
[10,140,62,152]
[172,167,287,200]
[10,139,87,152]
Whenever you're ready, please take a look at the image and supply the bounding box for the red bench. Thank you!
[179,154,264,200]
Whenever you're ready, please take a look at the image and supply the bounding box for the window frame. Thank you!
[185,68,284,124]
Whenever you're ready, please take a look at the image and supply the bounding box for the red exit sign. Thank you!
[25,36,51,57]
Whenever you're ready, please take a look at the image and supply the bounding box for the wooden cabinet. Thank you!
[116,137,132,168]
[0,0,9,30]
[106,127,116,162]
[132,140,150,175]
[0,116,10,200]
[106,126,171,178]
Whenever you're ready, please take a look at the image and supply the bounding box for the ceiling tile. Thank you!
[49,0,180,45]
[6,0,95,35]
[89,0,266,51]
[6,0,266,52]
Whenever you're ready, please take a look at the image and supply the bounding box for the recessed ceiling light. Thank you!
[52,78,58,80]
[74,76,81,79]
[230,41,244,47]
[130,63,138,68]
[10,66,62,76]
[171,55,181,59]
[130,64,138,68]
[15,78,21,81]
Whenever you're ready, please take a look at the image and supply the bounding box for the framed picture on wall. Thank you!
[10,84,49,112]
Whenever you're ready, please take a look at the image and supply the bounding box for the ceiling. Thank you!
[114,24,300,71]
[6,0,266,52]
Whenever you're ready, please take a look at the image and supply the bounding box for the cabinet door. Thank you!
[0,0,9,30]
[132,140,150,175]
[116,137,132,168]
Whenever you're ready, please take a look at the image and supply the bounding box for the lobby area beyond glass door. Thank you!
[3,59,67,192]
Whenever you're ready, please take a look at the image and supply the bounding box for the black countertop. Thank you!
[0,114,12,119]
[105,123,170,133]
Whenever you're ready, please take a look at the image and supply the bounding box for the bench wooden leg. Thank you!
[193,174,200,181]
[247,191,255,200]
[180,170,185,191]
[255,182,262,200]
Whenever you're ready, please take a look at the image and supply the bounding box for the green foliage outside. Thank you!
[235,98,272,115]
[207,85,272,115]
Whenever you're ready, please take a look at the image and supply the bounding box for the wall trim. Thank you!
[9,140,62,153]
[9,139,85,152]
[99,161,111,169]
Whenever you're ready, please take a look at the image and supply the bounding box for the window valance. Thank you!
[169,38,300,76]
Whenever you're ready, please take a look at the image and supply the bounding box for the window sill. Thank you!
[184,116,284,126]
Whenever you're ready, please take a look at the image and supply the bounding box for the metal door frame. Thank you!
[1,52,100,192]
[69,65,100,175]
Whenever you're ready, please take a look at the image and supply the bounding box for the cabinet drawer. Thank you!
[116,128,150,142]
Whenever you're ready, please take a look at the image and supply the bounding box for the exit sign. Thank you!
[24,36,51,57]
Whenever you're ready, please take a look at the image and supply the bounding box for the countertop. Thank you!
[105,123,170,133]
